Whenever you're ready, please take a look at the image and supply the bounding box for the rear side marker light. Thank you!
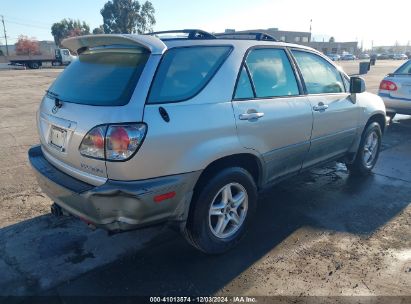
[379,80,397,91]
[79,123,147,161]
[154,191,176,203]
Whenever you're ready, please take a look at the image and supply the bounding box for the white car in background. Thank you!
[393,54,408,60]
[326,53,340,61]
[378,60,411,119]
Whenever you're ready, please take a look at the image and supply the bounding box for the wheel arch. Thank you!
[346,111,386,163]
[367,113,386,134]
[193,153,264,195]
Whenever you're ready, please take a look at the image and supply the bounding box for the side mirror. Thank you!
[350,76,366,94]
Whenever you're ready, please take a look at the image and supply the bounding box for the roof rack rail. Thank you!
[147,29,217,40]
[215,32,278,42]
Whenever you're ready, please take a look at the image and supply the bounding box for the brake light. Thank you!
[379,80,397,91]
[79,123,147,161]
[106,124,146,161]
[79,126,106,159]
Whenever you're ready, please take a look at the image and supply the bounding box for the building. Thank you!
[300,41,359,55]
[224,28,311,44]
[372,45,411,54]
[222,28,359,55]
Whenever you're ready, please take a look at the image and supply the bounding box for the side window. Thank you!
[148,46,231,103]
[342,74,350,92]
[292,50,345,94]
[234,66,254,99]
[246,48,299,98]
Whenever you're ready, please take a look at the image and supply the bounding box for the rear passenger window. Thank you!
[292,50,345,94]
[234,66,254,99]
[148,46,231,103]
[246,48,299,98]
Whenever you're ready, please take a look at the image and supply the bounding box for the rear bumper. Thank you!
[379,93,411,115]
[28,145,201,231]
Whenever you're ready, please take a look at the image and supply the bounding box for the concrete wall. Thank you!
[222,28,358,55]
[300,41,359,55]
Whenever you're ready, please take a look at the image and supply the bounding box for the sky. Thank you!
[0,0,410,50]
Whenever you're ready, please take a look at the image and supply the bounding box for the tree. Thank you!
[329,36,335,43]
[15,35,41,55]
[101,0,156,34]
[93,26,105,34]
[51,19,91,46]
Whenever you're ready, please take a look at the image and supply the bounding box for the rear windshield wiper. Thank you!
[46,90,59,99]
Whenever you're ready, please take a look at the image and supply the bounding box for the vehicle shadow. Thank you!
[1,116,410,298]
[46,164,410,297]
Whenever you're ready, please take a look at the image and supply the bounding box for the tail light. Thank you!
[79,123,147,161]
[379,80,397,91]
[79,126,106,159]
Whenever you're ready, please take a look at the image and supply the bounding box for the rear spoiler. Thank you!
[62,34,167,55]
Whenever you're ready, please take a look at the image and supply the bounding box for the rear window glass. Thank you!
[395,61,411,74]
[148,46,232,104]
[48,48,149,106]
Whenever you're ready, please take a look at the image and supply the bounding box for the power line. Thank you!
[4,19,50,30]
[1,14,51,27]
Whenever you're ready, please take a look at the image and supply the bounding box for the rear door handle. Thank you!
[239,112,264,121]
[313,103,329,112]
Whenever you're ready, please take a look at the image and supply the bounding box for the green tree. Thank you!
[51,19,91,46]
[101,0,156,34]
[92,26,105,34]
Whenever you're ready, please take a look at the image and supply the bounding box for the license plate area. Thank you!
[49,126,67,151]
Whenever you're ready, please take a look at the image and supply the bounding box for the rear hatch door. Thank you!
[37,35,166,186]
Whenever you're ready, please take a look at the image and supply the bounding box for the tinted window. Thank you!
[148,46,231,103]
[342,74,350,91]
[395,60,411,74]
[49,48,149,106]
[246,48,299,98]
[292,50,344,94]
[234,66,254,99]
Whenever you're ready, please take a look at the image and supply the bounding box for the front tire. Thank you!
[347,122,382,176]
[184,167,257,254]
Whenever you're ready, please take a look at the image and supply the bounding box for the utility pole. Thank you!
[1,15,9,56]
[309,19,312,42]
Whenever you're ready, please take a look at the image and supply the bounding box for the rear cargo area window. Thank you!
[148,46,232,103]
[48,48,149,106]
[396,61,411,74]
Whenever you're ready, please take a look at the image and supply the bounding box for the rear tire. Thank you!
[347,122,382,176]
[183,167,257,254]
[29,62,40,69]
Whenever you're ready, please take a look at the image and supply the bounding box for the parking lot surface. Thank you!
[0,60,410,299]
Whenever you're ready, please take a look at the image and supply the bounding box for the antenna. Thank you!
[1,15,9,56]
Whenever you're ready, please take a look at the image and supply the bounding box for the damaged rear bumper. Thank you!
[28,145,201,231]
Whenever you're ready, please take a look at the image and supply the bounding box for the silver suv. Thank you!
[28,30,386,254]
